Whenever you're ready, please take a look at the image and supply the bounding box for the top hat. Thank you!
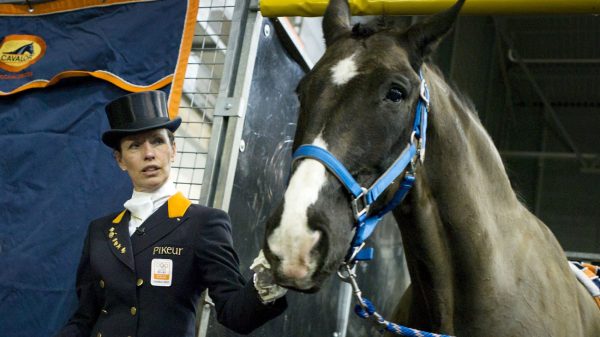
[102,90,181,149]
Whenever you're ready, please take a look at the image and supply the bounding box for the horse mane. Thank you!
[427,64,480,118]
[351,16,408,38]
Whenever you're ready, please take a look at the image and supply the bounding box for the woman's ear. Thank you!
[114,150,127,171]
[171,142,177,162]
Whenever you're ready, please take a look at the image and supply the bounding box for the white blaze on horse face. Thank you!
[268,136,328,283]
[331,52,359,85]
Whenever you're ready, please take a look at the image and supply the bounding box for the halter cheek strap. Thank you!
[291,70,430,264]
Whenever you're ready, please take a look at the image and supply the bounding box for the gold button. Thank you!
[130,306,137,315]
[99,280,105,288]
[136,279,144,287]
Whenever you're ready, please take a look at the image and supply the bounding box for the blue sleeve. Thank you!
[195,208,286,334]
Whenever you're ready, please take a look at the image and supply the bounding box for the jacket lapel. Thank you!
[131,192,192,256]
[105,210,135,271]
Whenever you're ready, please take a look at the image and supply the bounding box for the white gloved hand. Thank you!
[250,250,287,304]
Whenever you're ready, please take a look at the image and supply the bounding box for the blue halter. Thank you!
[291,71,430,264]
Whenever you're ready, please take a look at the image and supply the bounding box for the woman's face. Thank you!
[115,128,176,192]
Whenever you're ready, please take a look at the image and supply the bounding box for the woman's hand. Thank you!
[250,250,288,304]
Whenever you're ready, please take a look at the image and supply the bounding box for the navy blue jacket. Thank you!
[56,192,286,337]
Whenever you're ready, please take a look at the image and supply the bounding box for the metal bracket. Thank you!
[351,188,369,221]
[213,97,246,118]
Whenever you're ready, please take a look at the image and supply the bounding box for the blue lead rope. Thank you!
[338,264,454,337]
[355,298,452,337]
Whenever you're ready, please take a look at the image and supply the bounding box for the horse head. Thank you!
[263,0,466,291]
[5,43,34,55]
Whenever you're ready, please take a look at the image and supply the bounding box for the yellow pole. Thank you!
[259,0,600,17]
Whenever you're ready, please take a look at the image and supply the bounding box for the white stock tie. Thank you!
[124,196,154,236]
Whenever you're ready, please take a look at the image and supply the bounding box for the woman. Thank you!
[56,90,287,337]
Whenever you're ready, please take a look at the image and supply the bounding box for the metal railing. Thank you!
[172,0,236,203]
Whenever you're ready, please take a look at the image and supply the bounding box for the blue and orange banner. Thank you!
[0,0,198,117]
[0,1,197,336]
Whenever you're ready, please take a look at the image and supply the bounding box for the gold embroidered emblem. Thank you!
[0,35,46,72]
[107,225,126,254]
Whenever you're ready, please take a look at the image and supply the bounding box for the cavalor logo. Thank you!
[0,35,46,72]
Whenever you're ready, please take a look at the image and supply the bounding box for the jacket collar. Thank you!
[109,192,193,264]
[112,191,192,223]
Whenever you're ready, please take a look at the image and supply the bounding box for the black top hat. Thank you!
[102,90,182,149]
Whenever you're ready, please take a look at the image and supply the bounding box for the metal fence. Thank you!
[172,0,236,203]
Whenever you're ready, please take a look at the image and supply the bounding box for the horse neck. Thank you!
[418,67,522,232]
[392,67,527,327]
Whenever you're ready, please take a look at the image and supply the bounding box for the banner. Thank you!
[0,1,197,336]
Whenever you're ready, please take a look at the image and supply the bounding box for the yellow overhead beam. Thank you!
[259,0,600,17]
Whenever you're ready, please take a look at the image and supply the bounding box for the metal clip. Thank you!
[337,263,364,302]
[419,79,430,109]
[409,156,418,174]
[351,187,369,220]
[337,263,354,283]
[410,130,418,146]
[413,133,424,161]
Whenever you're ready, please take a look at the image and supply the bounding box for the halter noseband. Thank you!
[291,70,430,264]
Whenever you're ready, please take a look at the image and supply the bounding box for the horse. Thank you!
[262,0,600,335]
[4,43,34,55]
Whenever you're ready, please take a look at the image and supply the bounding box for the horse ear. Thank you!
[404,0,465,64]
[322,0,351,47]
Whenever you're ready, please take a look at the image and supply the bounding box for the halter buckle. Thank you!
[351,187,370,220]
[419,79,430,108]
[410,130,418,145]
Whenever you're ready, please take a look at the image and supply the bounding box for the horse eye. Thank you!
[385,87,404,102]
